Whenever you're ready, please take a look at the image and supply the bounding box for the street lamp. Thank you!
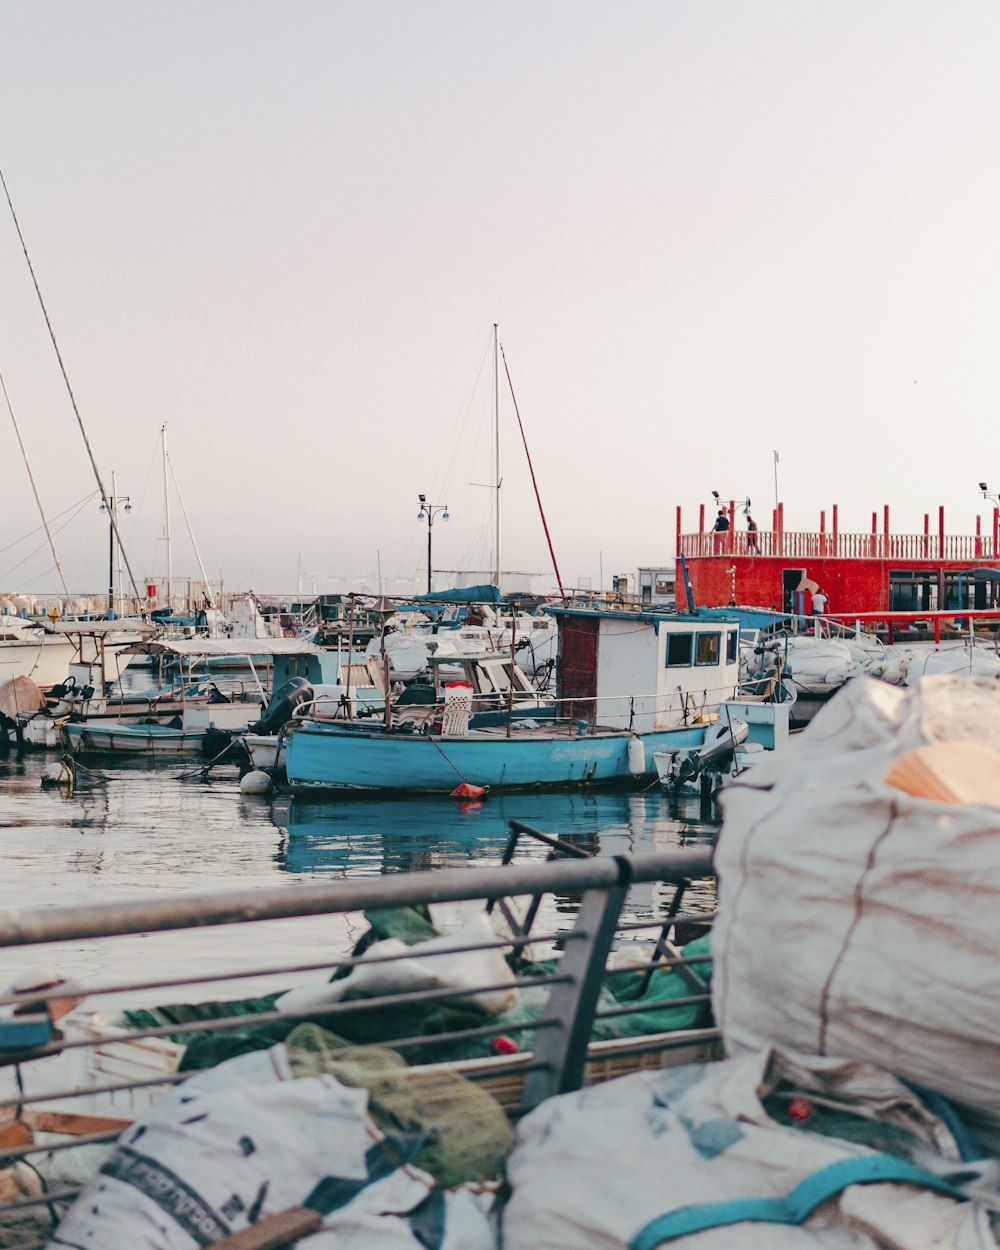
[416,493,449,594]
[99,474,132,618]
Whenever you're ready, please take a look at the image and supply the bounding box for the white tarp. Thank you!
[900,646,1000,685]
[713,674,1000,1145]
[365,632,431,677]
[503,1049,996,1250]
[276,913,517,1018]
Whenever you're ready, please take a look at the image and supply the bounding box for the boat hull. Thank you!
[63,723,208,755]
[284,722,708,794]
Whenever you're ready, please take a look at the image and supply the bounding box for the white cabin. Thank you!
[547,606,741,733]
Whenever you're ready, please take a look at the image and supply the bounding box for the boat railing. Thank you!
[0,842,716,1243]
[533,688,741,731]
[299,686,743,734]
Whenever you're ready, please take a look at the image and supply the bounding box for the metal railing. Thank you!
[678,531,1000,561]
[0,840,716,1245]
[296,685,743,736]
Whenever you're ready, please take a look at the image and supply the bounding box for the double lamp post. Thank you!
[416,493,449,594]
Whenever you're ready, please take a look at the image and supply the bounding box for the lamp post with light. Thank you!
[417,493,449,594]
[99,473,132,618]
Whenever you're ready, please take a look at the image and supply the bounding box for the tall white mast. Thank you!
[162,423,172,612]
[166,451,215,608]
[0,366,73,606]
[494,322,502,589]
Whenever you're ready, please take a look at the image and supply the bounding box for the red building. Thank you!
[676,502,1000,615]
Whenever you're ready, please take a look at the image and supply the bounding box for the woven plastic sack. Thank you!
[47,1042,495,1249]
[713,674,1000,1141]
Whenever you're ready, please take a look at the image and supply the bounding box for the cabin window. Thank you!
[889,570,938,613]
[695,633,721,666]
[941,574,994,612]
[665,633,693,667]
[726,630,738,663]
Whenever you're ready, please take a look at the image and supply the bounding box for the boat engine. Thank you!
[248,677,315,735]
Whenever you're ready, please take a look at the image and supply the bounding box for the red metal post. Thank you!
[994,507,999,559]
[976,514,982,558]
[676,505,682,553]
[938,506,944,559]
[832,503,838,556]
[923,513,929,559]
[819,510,826,557]
[728,500,735,553]
[871,512,877,558]
[777,502,784,556]
[883,505,889,559]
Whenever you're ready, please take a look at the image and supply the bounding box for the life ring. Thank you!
[282,626,296,638]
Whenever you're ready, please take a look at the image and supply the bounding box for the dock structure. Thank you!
[676,502,1000,615]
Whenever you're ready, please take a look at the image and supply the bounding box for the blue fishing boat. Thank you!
[285,605,745,794]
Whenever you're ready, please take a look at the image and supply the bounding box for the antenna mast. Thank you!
[494,323,502,590]
[162,424,172,612]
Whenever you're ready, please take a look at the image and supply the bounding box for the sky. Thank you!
[1,1,999,600]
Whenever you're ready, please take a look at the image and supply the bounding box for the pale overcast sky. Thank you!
[1,1,998,597]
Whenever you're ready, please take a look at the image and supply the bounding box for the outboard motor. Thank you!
[248,677,315,735]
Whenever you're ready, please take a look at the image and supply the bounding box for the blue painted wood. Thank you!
[284,722,708,794]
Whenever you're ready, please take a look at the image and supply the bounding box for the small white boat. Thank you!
[243,731,283,772]
[62,721,207,755]
[653,717,749,789]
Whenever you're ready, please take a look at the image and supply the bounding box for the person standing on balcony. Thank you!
[713,509,730,553]
[746,513,760,553]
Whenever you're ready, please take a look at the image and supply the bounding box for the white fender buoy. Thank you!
[627,735,646,776]
[240,770,272,795]
[41,760,73,787]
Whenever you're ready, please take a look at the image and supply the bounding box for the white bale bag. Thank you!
[713,674,1000,1139]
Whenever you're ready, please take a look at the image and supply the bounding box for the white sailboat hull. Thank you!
[0,637,78,690]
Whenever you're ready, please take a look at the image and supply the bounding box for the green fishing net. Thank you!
[285,1023,513,1188]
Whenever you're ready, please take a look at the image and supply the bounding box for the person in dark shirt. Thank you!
[713,509,730,552]
[746,513,760,553]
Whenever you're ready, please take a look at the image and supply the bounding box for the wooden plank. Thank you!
[26,1110,132,1137]
[209,1207,322,1250]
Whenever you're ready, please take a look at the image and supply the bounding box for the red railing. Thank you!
[677,532,999,562]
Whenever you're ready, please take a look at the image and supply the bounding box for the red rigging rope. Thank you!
[499,343,567,604]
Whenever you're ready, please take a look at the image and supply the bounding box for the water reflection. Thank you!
[270,788,718,879]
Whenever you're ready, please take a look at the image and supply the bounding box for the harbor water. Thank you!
[0,669,721,1007]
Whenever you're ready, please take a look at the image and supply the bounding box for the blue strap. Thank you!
[629,1153,969,1250]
